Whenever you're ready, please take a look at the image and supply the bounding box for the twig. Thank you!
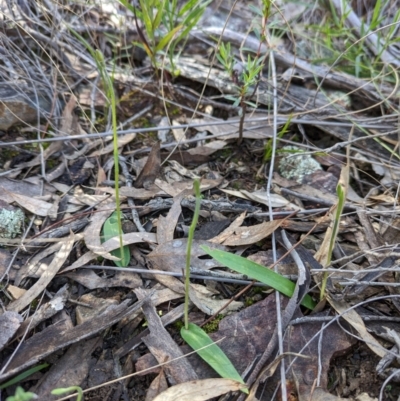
[118,156,146,233]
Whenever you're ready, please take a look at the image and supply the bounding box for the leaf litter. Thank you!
[1,0,400,400]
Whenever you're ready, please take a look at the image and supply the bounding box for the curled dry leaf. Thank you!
[61,232,157,273]
[84,201,119,261]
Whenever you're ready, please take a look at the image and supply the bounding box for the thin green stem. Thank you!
[95,50,125,263]
[184,179,202,329]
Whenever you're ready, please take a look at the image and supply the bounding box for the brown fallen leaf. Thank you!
[328,297,386,358]
[61,231,157,273]
[7,232,75,313]
[147,239,225,273]
[219,219,284,246]
[157,187,193,244]
[152,378,247,401]
[209,212,246,244]
[145,370,168,401]
[134,141,161,189]
[4,189,53,217]
[65,269,142,290]
[83,200,120,261]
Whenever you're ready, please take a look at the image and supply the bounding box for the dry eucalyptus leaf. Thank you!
[84,201,120,261]
[221,188,292,208]
[146,370,168,401]
[328,297,386,358]
[147,239,225,273]
[134,141,161,189]
[7,232,75,313]
[0,179,50,202]
[65,269,142,290]
[62,232,157,273]
[152,378,246,401]
[219,220,284,246]
[240,189,291,208]
[190,283,243,315]
[90,133,136,156]
[7,190,53,217]
[209,212,246,244]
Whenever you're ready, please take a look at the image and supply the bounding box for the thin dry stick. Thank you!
[264,24,288,401]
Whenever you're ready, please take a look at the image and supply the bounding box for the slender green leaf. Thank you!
[183,179,202,328]
[201,246,316,310]
[139,0,154,41]
[155,25,183,53]
[153,0,167,32]
[102,212,130,267]
[0,364,49,390]
[181,323,248,394]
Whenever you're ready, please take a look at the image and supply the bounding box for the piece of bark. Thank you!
[136,288,198,385]
[13,285,69,339]
[31,337,101,400]
[0,297,149,382]
[0,312,23,351]
[0,83,52,130]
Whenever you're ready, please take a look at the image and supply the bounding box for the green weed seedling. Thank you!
[118,0,210,75]
[5,387,37,401]
[180,180,248,394]
[217,43,264,144]
[51,386,83,401]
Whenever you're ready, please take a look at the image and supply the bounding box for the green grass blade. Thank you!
[155,25,183,53]
[201,246,315,310]
[183,179,202,329]
[102,212,130,267]
[0,364,49,390]
[153,0,166,33]
[181,323,248,394]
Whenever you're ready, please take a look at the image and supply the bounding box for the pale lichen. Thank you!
[279,146,322,183]
[0,208,25,239]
